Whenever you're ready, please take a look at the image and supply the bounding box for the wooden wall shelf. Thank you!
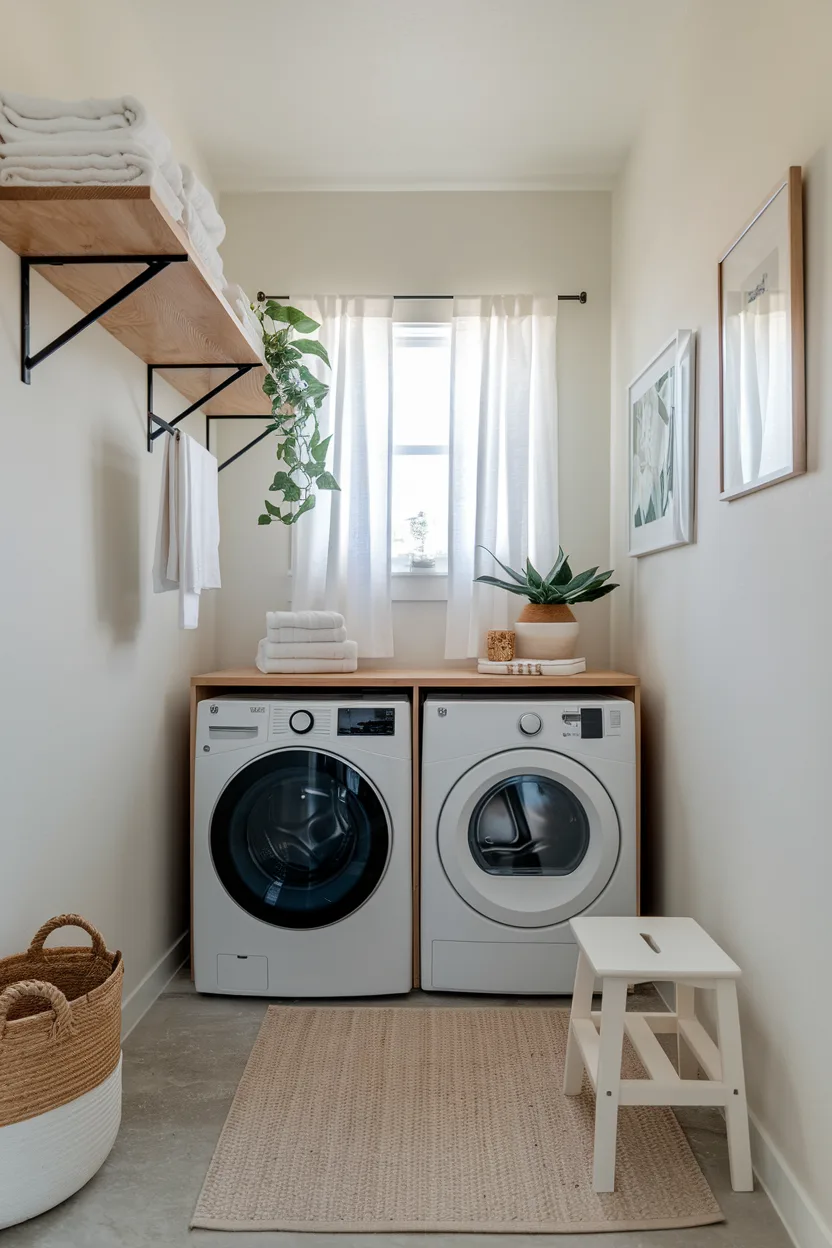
[0,185,268,414]
[189,667,642,987]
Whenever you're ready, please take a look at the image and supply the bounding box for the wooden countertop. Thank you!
[192,667,639,688]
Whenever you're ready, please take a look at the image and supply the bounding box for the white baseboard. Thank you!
[653,983,831,1248]
[121,931,189,1039]
[749,1113,832,1248]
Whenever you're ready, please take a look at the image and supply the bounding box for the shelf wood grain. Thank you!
[0,186,265,410]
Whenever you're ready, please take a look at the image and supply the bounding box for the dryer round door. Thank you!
[210,748,391,929]
[438,749,620,928]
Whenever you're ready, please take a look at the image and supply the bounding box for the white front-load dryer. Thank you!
[421,695,636,994]
[194,695,411,996]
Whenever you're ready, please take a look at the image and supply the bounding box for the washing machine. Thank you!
[421,694,636,994]
[194,694,412,996]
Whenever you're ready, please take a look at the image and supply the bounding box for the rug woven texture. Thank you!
[192,1006,723,1233]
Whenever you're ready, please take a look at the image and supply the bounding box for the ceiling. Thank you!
[138,0,688,193]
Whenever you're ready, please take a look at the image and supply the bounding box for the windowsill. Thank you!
[391,558,448,601]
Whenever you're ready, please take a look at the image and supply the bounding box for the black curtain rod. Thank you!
[257,291,587,304]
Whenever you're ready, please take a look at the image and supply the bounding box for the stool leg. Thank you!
[715,979,753,1192]
[593,977,628,1193]
[675,983,699,1078]
[564,951,596,1094]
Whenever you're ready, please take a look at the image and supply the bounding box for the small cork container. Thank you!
[486,630,515,662]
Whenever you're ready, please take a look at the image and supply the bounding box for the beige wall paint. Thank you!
[0,247,216,1009]
[216,190,612,667]
[0,0,213,189]
[610,0,832,1237]
[0,5,219,1005]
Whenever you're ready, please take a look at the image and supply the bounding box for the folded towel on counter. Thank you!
[0,139,184,222]
[181,163,225,246]
[153,432,220,628]
[262,640,354,660]
[266,624,348,645]
[256,638,358,674]
[266,610,345,632]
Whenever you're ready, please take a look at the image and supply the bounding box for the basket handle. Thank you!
[28,914,107,959]
[0,980,74,1041]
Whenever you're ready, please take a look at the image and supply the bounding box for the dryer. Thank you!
[420,694,636,994]
[194,695,411,997]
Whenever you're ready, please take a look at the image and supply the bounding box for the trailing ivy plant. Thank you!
[254,300,340,527]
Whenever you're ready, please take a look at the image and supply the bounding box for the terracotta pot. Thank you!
[514,603,579,660]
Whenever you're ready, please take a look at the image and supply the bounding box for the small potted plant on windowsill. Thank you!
[475,546,618,659]
[408,511,435,570]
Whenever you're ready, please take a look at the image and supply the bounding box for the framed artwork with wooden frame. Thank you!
[718,166,805,500]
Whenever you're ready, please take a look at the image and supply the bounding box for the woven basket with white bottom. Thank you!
[0,915,123,1229]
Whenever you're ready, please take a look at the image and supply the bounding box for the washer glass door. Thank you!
[438,749,620,928]
[211,749,390,929]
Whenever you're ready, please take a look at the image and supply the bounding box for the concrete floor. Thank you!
[2,970,791,1248]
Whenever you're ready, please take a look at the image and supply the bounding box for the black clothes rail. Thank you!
[257,291,588,303]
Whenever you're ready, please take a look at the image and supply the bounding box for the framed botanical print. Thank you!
[628,329,696,557]
[718,167,805,500]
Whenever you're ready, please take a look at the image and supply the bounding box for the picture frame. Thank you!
[628,329,696,557]
[718,166,805,500]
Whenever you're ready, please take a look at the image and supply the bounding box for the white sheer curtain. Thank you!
[445,295,559,660]
[290,296,395,657]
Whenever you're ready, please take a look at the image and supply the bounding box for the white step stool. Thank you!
[564,916,753,1194]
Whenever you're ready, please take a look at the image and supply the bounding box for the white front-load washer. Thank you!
[421,694,636,994]
[194,695,411,996]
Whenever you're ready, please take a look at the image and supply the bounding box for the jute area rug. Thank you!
[192,1006,722,1233]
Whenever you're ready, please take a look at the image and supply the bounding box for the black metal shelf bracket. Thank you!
[20,254,188,384]
[146,363,260,467]
[205,414,274,471]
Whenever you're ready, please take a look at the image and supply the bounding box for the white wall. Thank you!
[216,191,611,668]
[0,10,218,1018]
[610,1,832,1241]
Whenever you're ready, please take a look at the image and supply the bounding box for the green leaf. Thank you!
[543,547,566,584]
[282,440,299,468]
[295,494,316,519]
[264,499,282,518]
[258,513,272,525]
[298,366,329,400]
[313,434,332,464]
[291,338,331,368]
[578,583,618,602]
[262,374,278,397]
[473,575,534,598]
[263,302,320,334]
[563,567,599,596]
[475,545,526,586]
[269,471,302,501]
[553,558,573,586]
[301,459,324,478]
[525,558,544,589]
[316,471,340,491]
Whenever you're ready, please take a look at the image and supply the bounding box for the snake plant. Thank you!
[475,546,618,604]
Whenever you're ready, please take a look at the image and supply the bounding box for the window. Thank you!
[391,320,451,599]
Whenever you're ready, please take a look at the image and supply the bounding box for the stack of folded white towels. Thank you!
[256,612,358,674]
[0,90,262,354]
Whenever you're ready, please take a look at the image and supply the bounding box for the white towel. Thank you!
[0,91,183,200]
[222,282,266,362]
[0,139,184,222]
[182,206,224,287]
[263,640,354,660]
[180,164,225,247]
[266,610,345,632]
[153,432,220,628]
[256,639,358,674]
[266,625,348,644]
